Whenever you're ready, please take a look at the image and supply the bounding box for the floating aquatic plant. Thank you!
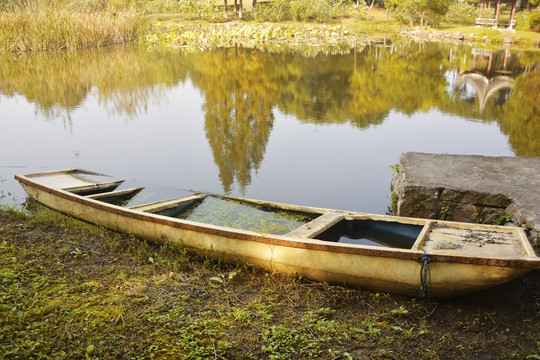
[144,22,371,49]
[176,196,315,235]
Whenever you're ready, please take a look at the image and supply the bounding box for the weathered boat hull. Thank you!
[16,170,539,298]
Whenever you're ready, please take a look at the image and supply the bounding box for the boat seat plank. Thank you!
[86,187,144,200]
[286,212,344,238]
[130,194,206,213]
[29,173,95,190]
[63,181,125,195]
[423,225,526,258]
[411,221,433,250]
[26,170,119,190]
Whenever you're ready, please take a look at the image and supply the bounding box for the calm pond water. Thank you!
[1,39,539,215]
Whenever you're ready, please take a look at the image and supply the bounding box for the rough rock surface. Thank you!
[392,152,540,238]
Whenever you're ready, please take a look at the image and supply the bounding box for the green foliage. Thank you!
[390,306,409,317]
[260,308,345,359]
[437,203,451,219]
[247,0,290,22]
[529,7,540,31]
[493,211,511,225]
[247,0,366,22]
[144,309,234,357]
[446,0,476,25]
[474,206,485,223]
[144,0,223,21]
[481,6,496,19]
[385,0,452,26]
[70,247,88,258]
[387,192,399,215]
[389,163,400,175]
[209,269,240,287]
[515,10,532,30]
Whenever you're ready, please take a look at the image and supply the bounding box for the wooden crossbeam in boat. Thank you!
[86,187,144,200]
[411,221,433,250]
[130,194,206,213]
[64,180,125,195]
[286,212,345,238]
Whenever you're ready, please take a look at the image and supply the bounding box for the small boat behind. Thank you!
[15,169,540,297]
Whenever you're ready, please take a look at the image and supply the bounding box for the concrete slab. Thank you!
[392,152,540,236]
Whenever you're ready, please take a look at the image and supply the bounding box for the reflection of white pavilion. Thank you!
[455,73,513,113]
[455,48,514,113]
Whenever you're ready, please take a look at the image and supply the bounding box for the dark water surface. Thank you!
[1,40,538,214]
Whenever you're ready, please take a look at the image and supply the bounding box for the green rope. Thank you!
[409,250,432,297]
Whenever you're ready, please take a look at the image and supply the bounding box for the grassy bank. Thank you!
[144,7,540,50]
[0,0,144,52]
[1,1,540,52]
[1,205,539,359]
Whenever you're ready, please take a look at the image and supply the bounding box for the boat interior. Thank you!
[22,169,537,258]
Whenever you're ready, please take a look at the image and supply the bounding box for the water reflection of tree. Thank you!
[498,66,540,157]
[0,51,90,128]
[1,41,539,168]
[187,48,278,193]
[348,42,452,125]
[275,52,356,124]
[0,48,189,122]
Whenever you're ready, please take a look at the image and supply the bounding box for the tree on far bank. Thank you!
[527,0,540,9]
[384,0,452,26]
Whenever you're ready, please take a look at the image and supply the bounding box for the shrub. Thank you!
[479,6,495,19]
[247,0,290,21]
[390,8,443,27]
[514,7,540,31]
[144,0,223,20]
[529,7,540,31]
[446,1,476,24]
[247,0,365,22]
[514,10,530,30]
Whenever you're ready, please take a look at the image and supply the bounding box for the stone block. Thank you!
[391,152,540,234]
[452,203,477,223]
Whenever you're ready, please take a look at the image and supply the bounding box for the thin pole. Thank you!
[479,0,484,18]
[509,0,517,29]
[494,0,501,27]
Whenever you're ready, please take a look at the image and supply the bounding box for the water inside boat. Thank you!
[314,220,423,249]
[154,196,317,235]
[72,177,423,246]
[92,184,423,246]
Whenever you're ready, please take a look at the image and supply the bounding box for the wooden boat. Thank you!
[15,169,540,297]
